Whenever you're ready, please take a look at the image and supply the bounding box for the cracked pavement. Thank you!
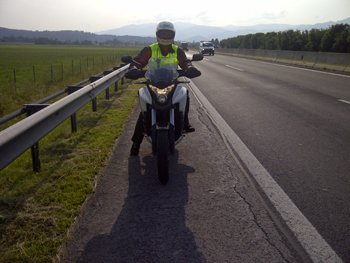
[61,88,303,262]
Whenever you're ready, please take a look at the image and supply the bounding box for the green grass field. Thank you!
[0,44,141,262]
[0,44,139,124]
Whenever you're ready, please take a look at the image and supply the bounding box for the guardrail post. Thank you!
[24,104,50,172]
[104,69,115,97]
[92,99,97,111]
[90,75,102,111]
[71,113,77,133]
[0,64,130,172]
[67,86,84,132]
[31,142,41,172]
[113,66,122,91]
[105,88,110,100]
[115,81,118,91]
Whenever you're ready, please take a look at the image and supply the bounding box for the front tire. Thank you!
[157,130,169,184]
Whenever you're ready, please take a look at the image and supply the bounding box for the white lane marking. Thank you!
[338,99,350,105]
[253,59,350,78]
[189,80,342,263]
[226,65,244,71]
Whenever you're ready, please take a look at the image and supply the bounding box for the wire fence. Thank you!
[1,53,126,87]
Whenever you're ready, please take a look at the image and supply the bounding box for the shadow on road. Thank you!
[79,150,206,262]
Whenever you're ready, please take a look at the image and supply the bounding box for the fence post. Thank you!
[51,65,53,82]
[33,66,36,82]
[13,68,16,87]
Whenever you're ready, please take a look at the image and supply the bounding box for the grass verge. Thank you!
[0,44,139,128]
[0,78,141,262]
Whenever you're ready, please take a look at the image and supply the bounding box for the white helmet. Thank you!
[156,21,175,45]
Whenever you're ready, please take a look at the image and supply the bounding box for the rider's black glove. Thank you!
[185,67,201,78]
[125,68,143,80]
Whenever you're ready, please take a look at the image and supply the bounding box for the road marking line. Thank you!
[338,99,350,105]
[252,59,350,78]
[226,65,244,71]
[189,80,342,263]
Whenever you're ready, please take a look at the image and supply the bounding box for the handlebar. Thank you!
[122,54,202,80]
[125,69,194,81]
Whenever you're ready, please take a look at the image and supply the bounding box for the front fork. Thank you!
[151,108,175,155]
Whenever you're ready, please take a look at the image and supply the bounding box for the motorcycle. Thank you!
[122,54,203,184]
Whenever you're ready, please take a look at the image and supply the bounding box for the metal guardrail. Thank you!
[0,64,130,171]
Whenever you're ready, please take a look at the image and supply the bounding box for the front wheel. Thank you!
[157,130,169,184]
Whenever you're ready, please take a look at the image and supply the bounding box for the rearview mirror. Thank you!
[121,55,133,63]
[192,54,203,62]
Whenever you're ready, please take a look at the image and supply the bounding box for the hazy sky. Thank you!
[1,0,349,32]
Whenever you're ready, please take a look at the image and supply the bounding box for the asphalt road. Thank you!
[62,77,305,262]
[61,52,349,263]
[190,52,350,262]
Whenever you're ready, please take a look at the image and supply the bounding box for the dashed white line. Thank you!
[338,99,350,105]
[254,59,350,78]
[226,65,244,71]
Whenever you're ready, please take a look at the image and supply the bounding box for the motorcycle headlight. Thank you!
[149,84,175,104]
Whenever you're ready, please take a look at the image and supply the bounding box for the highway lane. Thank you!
[188,52,350,262]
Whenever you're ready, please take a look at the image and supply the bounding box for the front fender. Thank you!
[139,86,152,112]
[172,86,187,112]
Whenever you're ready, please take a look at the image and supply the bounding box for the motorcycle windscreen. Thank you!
[145,57,179,83]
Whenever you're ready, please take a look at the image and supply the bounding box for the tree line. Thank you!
[34,37,99,45]
[0,35,155,46]
[220,24,350,53]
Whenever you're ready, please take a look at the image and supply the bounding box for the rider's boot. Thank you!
[130,142,140,155]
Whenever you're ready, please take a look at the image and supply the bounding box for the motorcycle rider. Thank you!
[127,21,201,155]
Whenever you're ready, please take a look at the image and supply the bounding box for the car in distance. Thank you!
[180,42,188,51]
[199,41,214,56]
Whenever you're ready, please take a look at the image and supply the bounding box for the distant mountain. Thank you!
[0,28,110,42]
[97,17,350,42]
[1,17,349,44]
[96,22,229,41]
[0,27,155,44]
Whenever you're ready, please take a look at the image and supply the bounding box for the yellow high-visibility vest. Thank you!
[150,43,179,65]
